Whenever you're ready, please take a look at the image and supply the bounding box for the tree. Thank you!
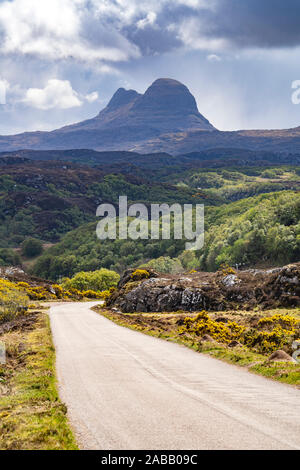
[141,256,183,274]
[21,238,43,258]
[62,268,120,292]
[0,248,21,266]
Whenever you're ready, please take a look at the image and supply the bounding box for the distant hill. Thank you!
[1,147,300,174]
[2,78,300,154]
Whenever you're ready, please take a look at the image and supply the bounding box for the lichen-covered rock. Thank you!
[222,274,240,288]
[107,263,300,313]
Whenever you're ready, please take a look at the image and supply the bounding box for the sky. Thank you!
[0,0,300,134]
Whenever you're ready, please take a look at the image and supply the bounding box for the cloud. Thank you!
[207,54,221,62]
[0,79,9,104]
[137,12,157,30]
[23,79,83,110]
[0,0,140,65]
[0,0,299,75]
[85,91,99,103]
[176,0,300,50]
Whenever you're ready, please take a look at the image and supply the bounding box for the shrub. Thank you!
[243,313,300,353]
[179,311,245,344]
[244,327,295,354]
[141,256,183,274]
[130,269,150,281]
[0,248,21,266]
[61,268,120,292]
[0,279,29,324]
[21,238,43,258]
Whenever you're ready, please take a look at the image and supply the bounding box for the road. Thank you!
[49,302,300,450]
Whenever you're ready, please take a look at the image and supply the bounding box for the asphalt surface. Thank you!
[49,301,300,450]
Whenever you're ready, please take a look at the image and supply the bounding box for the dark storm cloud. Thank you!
[202,0,300,49]
[120,0,300,54]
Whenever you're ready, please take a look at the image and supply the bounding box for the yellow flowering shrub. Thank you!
[245,313,300,353]
[0,279,29,324]
[219,263,236,276]
[130,269,150,281]
[179,311,245,344]
[0,276,110,325]
[180,310,299,354]
[244,327,295,353]
[258,313,299,330]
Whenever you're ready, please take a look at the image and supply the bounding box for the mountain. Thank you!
[0,78,215,153]
[1,77,300,154]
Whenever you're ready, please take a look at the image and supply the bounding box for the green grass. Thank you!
[96,308,300,388]
[0,314,78,450]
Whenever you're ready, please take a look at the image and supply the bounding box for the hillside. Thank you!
[0,158,214,261]
[31,191,300,280]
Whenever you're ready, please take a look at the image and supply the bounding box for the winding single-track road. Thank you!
[49,302,300,450]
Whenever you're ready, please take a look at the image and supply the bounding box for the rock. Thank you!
[222,274,240,287]
[214,317,228,323]
[108,263,300,313]
[268,350,294,362]
[279,276,299,285]
[201,334,214,342]
[106,88,140,111]
[228,340,243,348]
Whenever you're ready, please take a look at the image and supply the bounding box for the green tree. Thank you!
[21,238,43,258]
[62,268,120,292]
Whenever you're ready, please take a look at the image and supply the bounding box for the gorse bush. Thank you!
[61,268,120,292]
[130,269,150,281]
[0,279,29,324]
[179,311,245,344]
[244,327,295,354]
[179,311,300,354]
[0,278,106,323]
[244,313,300,353]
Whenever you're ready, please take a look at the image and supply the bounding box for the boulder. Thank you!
[228,340,243,348]
[268,350,294,362]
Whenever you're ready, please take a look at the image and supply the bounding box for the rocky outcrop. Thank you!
[107,264,300,313]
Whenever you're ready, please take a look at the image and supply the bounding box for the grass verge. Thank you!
[96,307,300,388]
[0,313,78,450]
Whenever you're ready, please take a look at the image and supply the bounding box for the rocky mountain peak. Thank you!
[106,88,140,111]
[132,78,200,116]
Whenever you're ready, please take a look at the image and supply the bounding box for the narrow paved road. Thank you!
[50,302,300,450]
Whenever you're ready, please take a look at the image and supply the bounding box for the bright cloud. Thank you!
[85,91,99,103]
[0,0,140,64]
[137,12,157,30]
[207,54,221,62]
[23,79,83,110]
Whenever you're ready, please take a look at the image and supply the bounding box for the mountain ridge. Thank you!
[1,78,300,154]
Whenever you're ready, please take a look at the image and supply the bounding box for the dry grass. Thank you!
[0,313,77,450]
